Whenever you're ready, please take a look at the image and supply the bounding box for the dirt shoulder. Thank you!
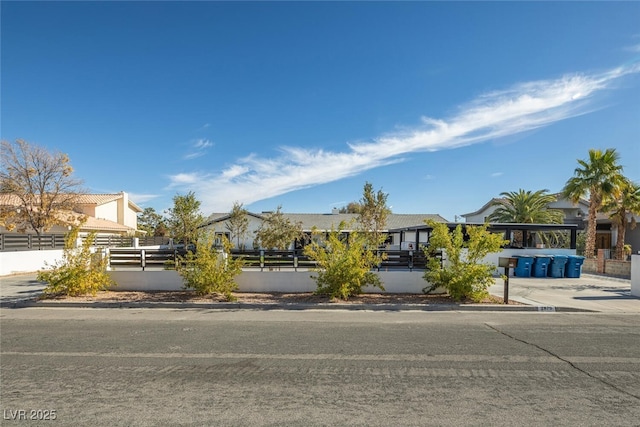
[41,291,516,305]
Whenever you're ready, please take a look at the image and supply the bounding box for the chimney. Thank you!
[118,191,128,226]
[332,207,339,215]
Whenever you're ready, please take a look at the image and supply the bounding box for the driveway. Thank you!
[489,273,638,313]
[0,273,45,304]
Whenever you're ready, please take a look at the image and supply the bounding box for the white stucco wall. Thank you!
[124,203,139,230]
[206,216,265,249]
[0,250,64,275]
[94,200,118,223]
[631,255,639,297]
[107,270,434,294]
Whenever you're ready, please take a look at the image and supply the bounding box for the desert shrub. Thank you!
[178,232,242,301]
[423,221,507,302]
[38,228,114,297]
[304,222,385,300]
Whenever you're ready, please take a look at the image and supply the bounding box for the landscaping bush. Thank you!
[38,228,114,297]
[178,233,242,301]
[422,221,507,302]
[304,222,385,300]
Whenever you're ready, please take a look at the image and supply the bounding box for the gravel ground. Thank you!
[40,290,512,305]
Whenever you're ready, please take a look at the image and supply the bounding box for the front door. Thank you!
[595,232,611,250]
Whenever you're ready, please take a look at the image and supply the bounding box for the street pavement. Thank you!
[1,271,638,312]
[2,309,640,426]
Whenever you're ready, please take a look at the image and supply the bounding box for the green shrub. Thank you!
[423,221,507,302]
[304,222,385,300]
[38,229,114,297]
[178,233,242,301]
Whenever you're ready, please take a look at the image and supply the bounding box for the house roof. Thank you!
[75,193,143,213]
[462,193,592,218]
[205,212,448,231]
[82,216,137,233]
[0,192,143,213]
[204,211,266,225]
[461,198,503,218]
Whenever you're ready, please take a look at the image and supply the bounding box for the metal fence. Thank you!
[0,233,171,252]
[0,233,66,251]
[107,248,442,272]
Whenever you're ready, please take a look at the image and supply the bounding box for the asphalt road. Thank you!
[1,308,640,426]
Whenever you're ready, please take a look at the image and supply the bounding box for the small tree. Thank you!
[254,206,304,250]
[423,221,508,302]
[166,191,204,246]
[304,221,384,300]
[137,207,167,236]
[38,227,114,297]
[0,139,83,239]
[357,182,391,248]
[226,201,249,250]
[339,201,363,214]
[178,232,243,301]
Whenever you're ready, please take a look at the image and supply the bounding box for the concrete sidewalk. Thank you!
[0,273,47,304]
[2,272,638,312]
[488,273,638,313]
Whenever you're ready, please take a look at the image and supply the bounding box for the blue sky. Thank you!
[2,1,639,222]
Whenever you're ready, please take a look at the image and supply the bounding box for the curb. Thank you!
[0,299,594,312]
[581,273,631,284]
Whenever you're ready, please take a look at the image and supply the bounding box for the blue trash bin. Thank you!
[565,255,585,278]
[514,255,534,277]
[548,255,568,278]
[533,255,552,277]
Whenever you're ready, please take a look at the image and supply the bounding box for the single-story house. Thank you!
[202,208,449,250]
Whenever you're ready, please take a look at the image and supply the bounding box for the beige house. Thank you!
[0,191,142,236]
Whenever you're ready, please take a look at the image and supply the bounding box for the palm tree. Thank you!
[602,179,640,260]
[488,189,564,247]
[562,148,625,258]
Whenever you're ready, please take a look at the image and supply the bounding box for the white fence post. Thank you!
[631,255,639,297]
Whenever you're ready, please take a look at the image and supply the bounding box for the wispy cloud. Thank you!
[183,138,213,160]
[168,63,640,213]
[491,172,503,178]
[624,43,640,53]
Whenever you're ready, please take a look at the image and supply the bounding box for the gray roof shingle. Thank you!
[205,212,448,231]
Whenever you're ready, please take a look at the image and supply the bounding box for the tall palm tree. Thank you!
[602,179,640,260]
[488,189,564,247]
[562,148,625,258]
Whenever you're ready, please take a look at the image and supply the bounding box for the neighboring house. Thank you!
[0,191,143,237]
[462,193,640,255]
[73,192,142,236]
[202,209,449,250]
